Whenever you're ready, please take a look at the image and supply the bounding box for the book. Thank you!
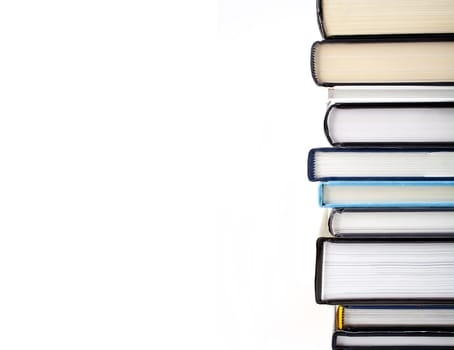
[311,39,454,86]
[332,330,454,349]
[329,208,454,238]
[308,148,454,182]
[318,0,454,38]
[315,237,454,304]
[319,181,454,208]
[324,102,454,147]
[327,86,454,103]
[336,306,454,331]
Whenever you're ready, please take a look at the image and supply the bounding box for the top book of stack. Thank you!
[318,0,454,38]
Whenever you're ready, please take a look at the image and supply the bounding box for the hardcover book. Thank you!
[319,181,454,208]
[315,237,454,304]
[329,208,454,237]
[308,148,454,182]
[336,306,454,331]
[311,40,454,86]
[332,330,454,349]
[318,0,454,38]
[324,102,454,147]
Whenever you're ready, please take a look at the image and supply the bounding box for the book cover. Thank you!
[337,305,454,331]
[323,102,454,147]
[315,237,454,305]
[308,148,454,182]
[317,0,454,39]
[333,330,454,349]
[328,208,454,237]
[311,39,454,86]
[319,181,454,208]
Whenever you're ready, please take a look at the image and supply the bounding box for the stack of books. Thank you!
[308,0,454,348]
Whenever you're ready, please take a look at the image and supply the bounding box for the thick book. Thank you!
[319,181,454,208]
[324,102,454,147]
[329,208,454,238]
[336,306,454,331]
[315,237,454,305]
[311,39,454,86]
[308,148,454,182]
[332,330,454,349]
[317,0,454,38]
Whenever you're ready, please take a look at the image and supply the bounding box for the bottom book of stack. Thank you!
[333,330,454,349]
[333,306,454,349]
[315,210,454,349]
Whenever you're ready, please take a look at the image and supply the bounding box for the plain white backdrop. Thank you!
[0,0,329,349]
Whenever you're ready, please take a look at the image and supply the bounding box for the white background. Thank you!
[0,0,330,349]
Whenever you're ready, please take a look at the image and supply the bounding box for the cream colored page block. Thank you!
[322,0,454,36]
[315,42,454,84]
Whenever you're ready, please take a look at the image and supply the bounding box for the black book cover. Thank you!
[310,38,454,87]
[315,237,454,305]
[333,330,454,350]
[323,102,454,148]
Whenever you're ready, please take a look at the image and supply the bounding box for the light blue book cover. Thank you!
[319,181,454,208]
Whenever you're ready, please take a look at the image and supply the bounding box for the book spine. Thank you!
[327,209,337,236]
[310,42,322,86]
[314,237,328,305]
[336,306,344,330]
[318,183,325,207]
[307,148,317,181]
[316,0,327,39]
[323,103,336,146]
